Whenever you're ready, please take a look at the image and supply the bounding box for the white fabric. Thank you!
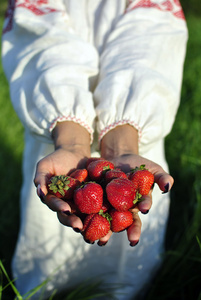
[1,0,188,299]
[13,131,170,300]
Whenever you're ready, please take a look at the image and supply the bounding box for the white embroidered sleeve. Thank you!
[94,0,188,151]
[2,0,98,143]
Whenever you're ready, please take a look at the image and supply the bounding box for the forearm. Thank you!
[52,121,91,156]
[100,124,139,159]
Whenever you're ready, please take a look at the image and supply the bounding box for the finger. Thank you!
[57,211,83,230]
[129,206,140,214]
[154,169,174,194]
[35,176,48,198]
[137,194,152,214]
[97,230,113,246]
[35,173,49,193]
[42,193,72,213]
[127,213,142,246]
[34,157,54,195]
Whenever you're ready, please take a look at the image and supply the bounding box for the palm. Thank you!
[43,149,86,176]
[103,153,173,193]
[109,154,150,172]
[34,147,90,230]
[34,147,89,193]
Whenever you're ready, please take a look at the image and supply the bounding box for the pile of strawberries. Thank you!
[47,158,154,244]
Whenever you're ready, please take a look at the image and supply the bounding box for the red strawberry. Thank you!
[69,168,89,183]
[110,209,133,232]
[128,164,154,196]
[47,175,80,200]
[106,178,136,211]
[82,212,111,243]
[87,159,115,182]
[73,182,103,214]
[86,157,105,168]
[101,196,112,213]
[105,169,127,184]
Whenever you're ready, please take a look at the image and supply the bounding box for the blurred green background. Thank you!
[0,1,201,299]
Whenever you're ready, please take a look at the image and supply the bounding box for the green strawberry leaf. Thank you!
[130,164,147,173]
[133,191,142,204]
[99,210,112,223]
[48,175,70,196]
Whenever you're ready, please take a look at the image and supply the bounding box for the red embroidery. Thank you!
[3,0,59,34]
[173,0,182,7]
[162,0,173,11]
[126,0,185,20]
[17,0,58,16]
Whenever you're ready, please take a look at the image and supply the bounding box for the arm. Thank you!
[94,1,186,244]
[34,121,91,231]
[2,0,98,143]
[94,0,188,152]
[2,1,97,231]
[100,124,174,245]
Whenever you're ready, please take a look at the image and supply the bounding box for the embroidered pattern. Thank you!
[125,0,185,19]
[17,0,58,15]
[99,120,142,143]
[49,116,94,144]
[3,0,59,34]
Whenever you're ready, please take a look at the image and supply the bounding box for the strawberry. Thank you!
[47,175,80,200]
[64,200,80,215]
[101,196,112,213]
[87,159,115,182]
[110,209,133,232]
[86,157,105,168]
[82,211,111,243]
[69,168,89,183]
[73,182,103,214]
[106,178,136,211]
[128,164,154,196]
[105,169,127,184]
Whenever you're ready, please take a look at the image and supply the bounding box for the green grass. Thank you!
[1,1,201,300]
[0,7,24,300]
[143,13,201,300]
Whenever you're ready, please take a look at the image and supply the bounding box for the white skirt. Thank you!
[12,131,170,300]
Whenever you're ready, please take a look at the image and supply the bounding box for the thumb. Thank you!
[154,170,174,194]
[34,169,49,200]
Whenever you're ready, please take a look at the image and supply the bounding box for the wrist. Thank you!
[100,124,139,159]
[52,121,91,156]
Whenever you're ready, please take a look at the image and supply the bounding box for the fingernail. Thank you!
[162,183,170,194]
[62,210,72,216]
[37,185,45,202]
[97,241,107,247]
[130,240,139,247]
[73,228,81,233]
[141,210,149,215]
[85,239,95,244]
[37,184,41,197]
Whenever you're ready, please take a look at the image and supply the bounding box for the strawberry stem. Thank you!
[102,165,112,174]
[48,175,70,197]
[99,210,112,223]
[130,164,147,173]
[133,191,142,205]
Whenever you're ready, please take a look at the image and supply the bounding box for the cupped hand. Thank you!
[34,146,90,231]
[98,152,174,246]
[97,124,174,246]
[34,121,174,247]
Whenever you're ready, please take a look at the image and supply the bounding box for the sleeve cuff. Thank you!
[98,120,142,143]
[49,116,94,144]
